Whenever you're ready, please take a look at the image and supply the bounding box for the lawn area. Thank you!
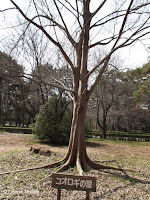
[0,132,150,199]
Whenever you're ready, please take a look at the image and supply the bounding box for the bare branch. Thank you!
[0,7,15,12]
[91,2,150,29]
[91,0,107,17]
[75,0,82,28]
[25,74,74,95]
[117,17,150,49]
[2,72,74,94]
[33,0,42,26]
[10,0,75,73]
[85,51,112,80]
[52,0,76,46]
[111,0,134,50]
[91,10,125,29]
[132,2,150,11]
[10,22,31,54]
[89,36,116,48]
[121,30,150,48]
[51,76,73,100]
[87,57,110,98]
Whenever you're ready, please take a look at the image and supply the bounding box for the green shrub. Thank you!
[33,94,72,145]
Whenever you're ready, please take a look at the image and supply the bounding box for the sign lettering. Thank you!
[52,173,96,192]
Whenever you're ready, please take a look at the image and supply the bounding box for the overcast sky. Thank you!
[0,0,150,70]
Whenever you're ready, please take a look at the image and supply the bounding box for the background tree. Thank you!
[132,63,150,109]
[4,0,150,174]
[0,51,24,126]
[90,68,118,138]
[107,68,150,133]
[130,64,150,131]
[110,70,136,132]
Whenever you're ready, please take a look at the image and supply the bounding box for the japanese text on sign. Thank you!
[52,173,96,192]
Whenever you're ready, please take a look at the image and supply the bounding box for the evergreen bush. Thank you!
[33,94,72,145]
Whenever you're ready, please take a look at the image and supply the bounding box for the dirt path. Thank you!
[0,132,68,154]
[0,132,32,153]
[1,132,150,157]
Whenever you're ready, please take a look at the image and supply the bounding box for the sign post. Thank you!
[86,191,90,200]
[52,173,96,200]
[57,188,61,200]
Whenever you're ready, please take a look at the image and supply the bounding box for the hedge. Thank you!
[0,127,32,134]
[91,131,150,141]
[1,127,150,141]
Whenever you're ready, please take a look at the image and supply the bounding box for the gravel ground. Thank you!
[0,132,150,200]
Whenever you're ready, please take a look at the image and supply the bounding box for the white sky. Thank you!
[0,0,150,70]
[120,42,149,69]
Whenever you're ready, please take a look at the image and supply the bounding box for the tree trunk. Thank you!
[101,117,107,139]
[56,90,119,175]
[60,0,92,174]
[26,115,31,127]
[102,128,107,139]
[61,95,88,173]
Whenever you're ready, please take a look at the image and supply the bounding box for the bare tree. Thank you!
[3,0,150,174]
[95,69,117,138]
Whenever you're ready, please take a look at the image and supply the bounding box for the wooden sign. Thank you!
[52,173,96,200]
[52,173,96,192]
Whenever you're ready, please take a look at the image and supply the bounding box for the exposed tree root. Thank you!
[0,155,138,176]
[76,157,85,176]
[88,160,137,172]
[0,160,137,176]
[0,158,65,176]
